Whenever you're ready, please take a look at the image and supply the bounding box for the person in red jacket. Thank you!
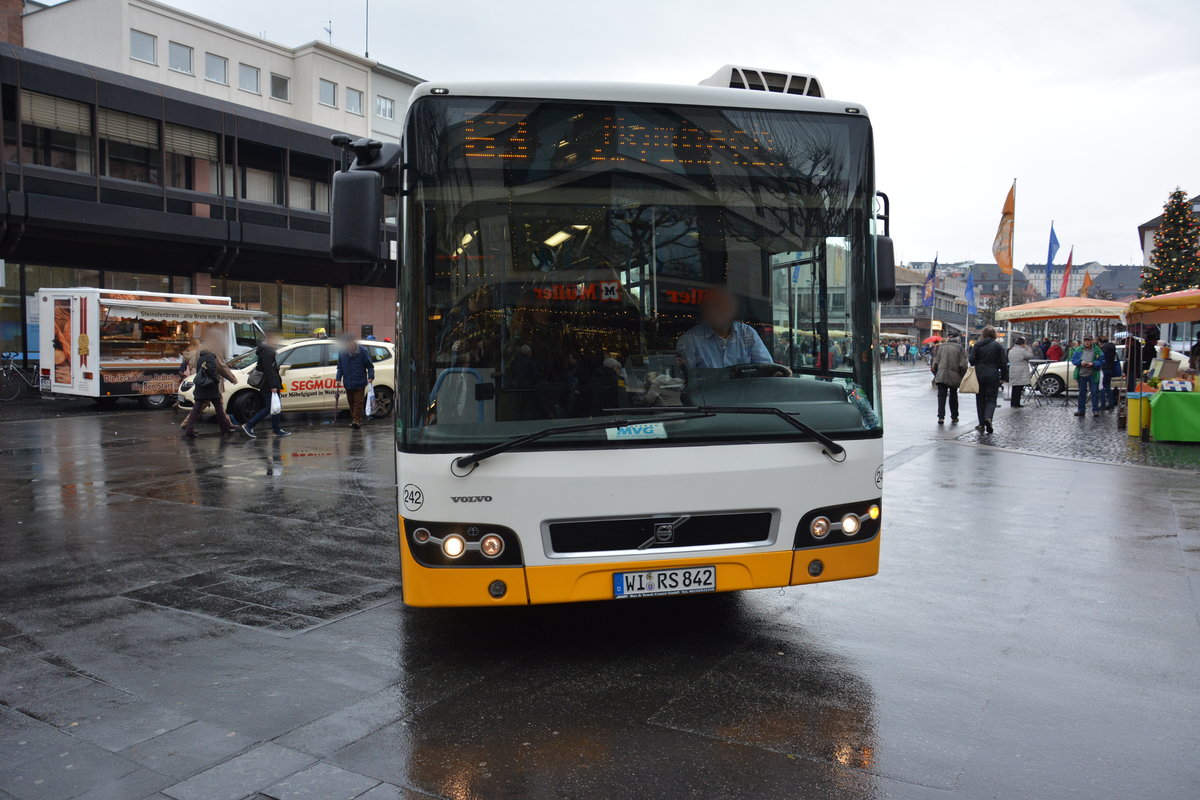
[1045,340,1064,361]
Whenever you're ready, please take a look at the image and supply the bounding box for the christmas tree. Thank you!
[1140,188,1200,296]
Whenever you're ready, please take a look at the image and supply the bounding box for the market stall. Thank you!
[996,297,1127,402]
[1123,289,1200,441]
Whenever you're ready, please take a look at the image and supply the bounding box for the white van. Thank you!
[36,288,265,409]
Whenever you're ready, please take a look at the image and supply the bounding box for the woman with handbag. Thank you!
[931,331,968,424]
[968,326,1008,434]
[240,331,291,439]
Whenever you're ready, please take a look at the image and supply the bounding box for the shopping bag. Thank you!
[959,366,979,394]
[364,385,375,417]
[269,392,282,415]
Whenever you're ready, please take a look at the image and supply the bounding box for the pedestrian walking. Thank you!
[182,337,237,437]
[1098,334,1120,410]
[968,326,1007,433]
[1045,339,1064,361]
[1007,336,1034,408]
[932,331,968,424]
[1070,333,1105,416]
[240,331,291,439]
[335,333,375,428]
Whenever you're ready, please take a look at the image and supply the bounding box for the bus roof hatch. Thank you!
[699,65,824,97]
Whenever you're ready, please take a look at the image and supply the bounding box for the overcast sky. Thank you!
[153,0,1199,269]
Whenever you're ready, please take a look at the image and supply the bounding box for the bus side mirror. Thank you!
[331,169,383,263]
[876,235,897,302]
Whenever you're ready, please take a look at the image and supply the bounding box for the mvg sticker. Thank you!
[606,422,667,441]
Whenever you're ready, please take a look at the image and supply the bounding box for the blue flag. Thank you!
[1044,224,1060,298]
[965,270,977,315]
[921,257,937,308]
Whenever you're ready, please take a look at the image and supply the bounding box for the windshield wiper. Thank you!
[609,405,847,462]
[452,413,715,474]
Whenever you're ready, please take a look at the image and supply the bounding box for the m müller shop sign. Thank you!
[528,281,711,307]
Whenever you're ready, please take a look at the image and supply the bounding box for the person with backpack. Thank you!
[968,326,1008,434]
[335,333,375,428]
[182,337,237,437]
[1098,334,1121,410]
[240,331,291,439]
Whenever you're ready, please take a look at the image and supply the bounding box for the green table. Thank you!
[1149,391,1200,442]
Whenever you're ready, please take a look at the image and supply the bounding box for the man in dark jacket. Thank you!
[336,333,375,428]
[968,326,1008,434]
[240,331,291,439]
[1098,334,1120,410]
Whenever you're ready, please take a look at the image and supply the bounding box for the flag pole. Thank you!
[1008,179,1016,342]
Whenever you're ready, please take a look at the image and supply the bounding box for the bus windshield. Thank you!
[401,97,880,452]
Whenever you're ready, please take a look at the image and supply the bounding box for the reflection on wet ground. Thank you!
[2,377,1199,800]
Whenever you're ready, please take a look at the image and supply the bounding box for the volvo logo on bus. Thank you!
[450,496,493,503]
[639,515,692,550]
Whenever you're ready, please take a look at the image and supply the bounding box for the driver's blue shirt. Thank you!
[677,321,773,368]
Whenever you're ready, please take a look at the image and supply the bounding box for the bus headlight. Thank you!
[868,504,880,521]
[810,516,832,539]
[841,514,861,536]
[442,534,466,558]
[480,533,505,558]
[413,527,431,544]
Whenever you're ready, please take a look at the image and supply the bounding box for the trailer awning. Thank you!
[101,300,267,324]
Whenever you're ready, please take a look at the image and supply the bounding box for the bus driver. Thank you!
[676,287,773,369]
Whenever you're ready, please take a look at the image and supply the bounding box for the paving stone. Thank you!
[8,679,194,752]
[161,743,316,800]
[261,762,379,799]
[275,685,409,758]
[0,706,76,767]
[69,767,174,800]
[352,784,411,800]
[0,743,140,800]
[123,721,256,780]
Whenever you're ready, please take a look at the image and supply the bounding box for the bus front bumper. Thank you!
[397,525,879,607]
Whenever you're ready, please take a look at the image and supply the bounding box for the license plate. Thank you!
[39,376,50,392]
[613,566,716,599]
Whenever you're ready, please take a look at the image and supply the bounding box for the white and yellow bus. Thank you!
[330,65,895,606]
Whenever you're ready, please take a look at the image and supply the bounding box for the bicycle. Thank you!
[0,353,41,401]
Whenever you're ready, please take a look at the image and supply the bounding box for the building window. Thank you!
[288,175,330,212]
[375,95,394,120]
[204,53,227,84]
[346,88,363,115]
[238,64,260,94]
[318,79,337,108]
[241,166,282,205]
[98,108,160,184]
[16,91,93,174]
[168,42,193,74]
[282,284,335,339]
[130,29,156,64]
[165,123,219,193]
[270,74,290,102]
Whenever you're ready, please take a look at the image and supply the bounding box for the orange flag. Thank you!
[992,182,1016,275]
[1079,270,1093,298]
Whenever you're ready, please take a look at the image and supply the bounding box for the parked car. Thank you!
[1036,344,1186,396]
[178,338,395,421]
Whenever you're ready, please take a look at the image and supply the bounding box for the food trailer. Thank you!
[36,288,265,408]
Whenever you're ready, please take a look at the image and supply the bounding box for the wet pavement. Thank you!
[2,371,1199,799]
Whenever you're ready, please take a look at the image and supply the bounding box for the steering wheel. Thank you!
[729,362,792,379]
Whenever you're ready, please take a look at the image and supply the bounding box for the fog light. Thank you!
[810,516,831,539]
[442,534,466,558]
[808,559,824,577]
[480,533,504,558]
[413,527,431,544]
[868,504,880,521]
[488,580,507,598]
[841,514,861,536]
